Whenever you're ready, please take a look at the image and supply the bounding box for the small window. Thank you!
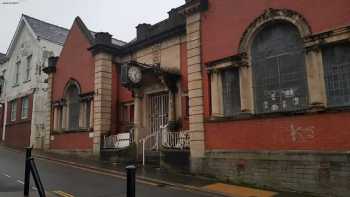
[322,43,350,107]
[21,96,29,119]
[222,68,241,116]
[25,55,32,81]
[120,102,134,123]
[10,100,17,121]
[14,61,20,85]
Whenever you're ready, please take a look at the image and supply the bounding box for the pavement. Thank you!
[0,145,318,197]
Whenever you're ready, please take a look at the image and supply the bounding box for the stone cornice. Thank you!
[304,25,350,51]
[206,53,248,72]
[179,0,208,16]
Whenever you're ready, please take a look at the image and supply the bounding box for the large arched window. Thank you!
[251,22,308,113]
[65,82,80,129]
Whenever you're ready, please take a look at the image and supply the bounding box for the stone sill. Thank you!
[52,128,93,135]
[206,105,350,123]
[6,119,31,126]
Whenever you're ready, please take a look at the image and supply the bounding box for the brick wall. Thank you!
[200,151,350,197]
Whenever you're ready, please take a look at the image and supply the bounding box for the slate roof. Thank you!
[23,14,69,45]
[0,52,7,64]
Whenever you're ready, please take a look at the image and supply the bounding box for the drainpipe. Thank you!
[2,96,7,141]
[2,78,7,142]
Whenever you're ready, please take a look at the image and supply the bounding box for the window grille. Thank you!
[222,68,241,116]
[21,96,29,119]
[322,43,350,107]
[251,22,308,114]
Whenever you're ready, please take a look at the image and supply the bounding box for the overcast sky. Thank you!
[0,0,185,53]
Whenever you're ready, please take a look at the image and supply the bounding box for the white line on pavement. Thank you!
[16,180,24,184]
[2,173,11,178]
[32,186,38,191]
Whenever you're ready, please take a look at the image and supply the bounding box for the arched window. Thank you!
[65,82,80,129]
[251,22,308,113]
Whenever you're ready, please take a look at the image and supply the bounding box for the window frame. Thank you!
[10,100,17,121]
[14,61,20,85]
[21,96,29,119]
[25,55,32,82]
[251,22,309,114]
[221,67,241,117]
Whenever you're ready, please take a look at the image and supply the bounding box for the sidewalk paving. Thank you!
[29,149,317,197]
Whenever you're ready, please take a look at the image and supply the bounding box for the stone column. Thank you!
[133,89,142,145]
[210,70,223,117]
[240,66,254,112]
[168,90,177,131]
[93,52,113,155]
[186,11,205,169]
[62,105,68,130]
[43,73,53,150]
[305,47,326,107]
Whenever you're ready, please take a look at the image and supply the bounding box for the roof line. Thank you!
[22,14,69,32]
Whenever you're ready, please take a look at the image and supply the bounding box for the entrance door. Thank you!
[148,93,169,135]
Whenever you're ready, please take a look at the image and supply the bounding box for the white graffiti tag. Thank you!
[290,124,315,142]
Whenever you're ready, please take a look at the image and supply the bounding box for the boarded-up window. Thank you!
[322,43,350,107]
[251,22,308,113]
[222,68,241,116]
[66,84,80,130]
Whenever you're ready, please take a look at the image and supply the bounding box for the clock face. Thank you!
[127,66,142,84]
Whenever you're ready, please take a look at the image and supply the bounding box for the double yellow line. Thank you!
[52,190,75,197]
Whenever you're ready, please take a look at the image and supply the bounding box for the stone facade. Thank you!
[93,52,113,154]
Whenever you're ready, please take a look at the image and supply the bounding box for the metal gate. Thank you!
[148,93,169,136]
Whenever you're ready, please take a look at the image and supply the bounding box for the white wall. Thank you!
[1,23,63,149]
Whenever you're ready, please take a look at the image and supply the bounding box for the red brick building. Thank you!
[44,1,350,196]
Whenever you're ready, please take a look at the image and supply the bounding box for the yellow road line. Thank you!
[52,190,75,197]
[39,157,158,186]
[203,183,278,197]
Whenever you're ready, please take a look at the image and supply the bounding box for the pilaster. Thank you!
[93,52,113,155]
[43,74,53,150]
[305,47,327,107]
[186,12,205,158]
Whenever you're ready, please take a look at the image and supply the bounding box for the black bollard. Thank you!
[126,165,136,197]
[24,147,32,196]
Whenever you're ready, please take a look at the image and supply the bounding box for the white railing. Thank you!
[162,129,190,149]
[103,132,131,149]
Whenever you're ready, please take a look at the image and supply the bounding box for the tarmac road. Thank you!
[0,146,217,197]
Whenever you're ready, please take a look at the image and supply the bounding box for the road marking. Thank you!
[16,180,24,184]
[40,158,159,186]
[32,186,37,191]
[2,173,11,178]
[52,190,75,197]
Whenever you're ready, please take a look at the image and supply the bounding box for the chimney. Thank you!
[136,23,152,40]
[94,32,112,45]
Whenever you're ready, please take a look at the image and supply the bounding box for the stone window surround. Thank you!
[207,9,350,121]
[52,92,94,133]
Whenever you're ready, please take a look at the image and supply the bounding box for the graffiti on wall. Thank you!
[289,124,315,142]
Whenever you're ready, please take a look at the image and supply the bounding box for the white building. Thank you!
[0,15,68,149]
